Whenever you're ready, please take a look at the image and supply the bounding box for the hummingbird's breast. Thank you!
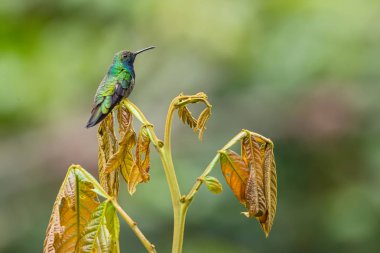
[123,63,135,78]
[124,77,135,98]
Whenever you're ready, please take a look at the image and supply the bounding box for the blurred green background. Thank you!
[1,0,380,252]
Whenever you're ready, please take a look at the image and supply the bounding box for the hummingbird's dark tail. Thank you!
[86,105,108,128]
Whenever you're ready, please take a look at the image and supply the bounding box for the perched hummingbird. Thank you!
[86,46,155,128]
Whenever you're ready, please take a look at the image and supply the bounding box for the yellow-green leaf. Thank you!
[204,176,223,194]
[219,149,249,204]
[105,202,120,253]
[44,165,100,253]
[76,201,120,253]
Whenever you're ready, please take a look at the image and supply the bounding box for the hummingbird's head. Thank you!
[115,46,155,67]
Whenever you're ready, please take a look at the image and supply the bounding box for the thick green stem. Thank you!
[125,99,183,253]
[124,99,248,253]
[173,203,188,252]
[163,98,184,253]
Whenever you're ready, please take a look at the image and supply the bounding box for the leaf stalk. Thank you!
[124,98,250,253]
[184,131,248,203]
[111,199,157,253]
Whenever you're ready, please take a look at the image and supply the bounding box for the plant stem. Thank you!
[111,199,157,253]
[123,100,162,148]
[185,154,220,202]
[124,99,181,204]
[174,203,188,251]
[125,99,183,253]
[76,164,157,253]
[162,97,182,204]
[184,130,248,203]
[162,97,184,253]
[124,99,248,253]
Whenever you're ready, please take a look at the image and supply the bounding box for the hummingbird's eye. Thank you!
[121,53,128,59]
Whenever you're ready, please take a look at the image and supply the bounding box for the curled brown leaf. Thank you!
[178,105,197,129]
[261,143,277,237]
[196,107,211,140]
[220,131,277,237]
[241,134,267,218]
[175,92,212,139]
[242,133,277,237]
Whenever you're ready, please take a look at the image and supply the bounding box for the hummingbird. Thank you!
[86,46,155,128]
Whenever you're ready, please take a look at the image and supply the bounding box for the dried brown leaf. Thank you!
[119,148,135,183]
[105,130,136,174]
[196,106,211,140]
[127,163,142,195]
[117,101,133,138]
[97,113,119,197]
[221,131,278,237]
[126,127,152,195]
[175,92,212,139]
[178,105,197,129]
[136,127,151,182]
[219,149,250,204]
[98,106,137,197]
[261,143,277,237]
[241,135,267,218]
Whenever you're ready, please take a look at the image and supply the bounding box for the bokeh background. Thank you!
[1,0,380,252]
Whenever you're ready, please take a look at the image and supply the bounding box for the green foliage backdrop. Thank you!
[1,0,380,252]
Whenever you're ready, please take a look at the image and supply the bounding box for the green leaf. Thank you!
[204,176,223,194]
[105,203,120,252]
[44,165,101,253]
[76,201,120,253]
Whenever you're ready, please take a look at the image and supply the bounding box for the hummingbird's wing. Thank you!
[86,72,132,128]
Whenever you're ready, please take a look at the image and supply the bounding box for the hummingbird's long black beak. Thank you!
[134,46,155,56]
